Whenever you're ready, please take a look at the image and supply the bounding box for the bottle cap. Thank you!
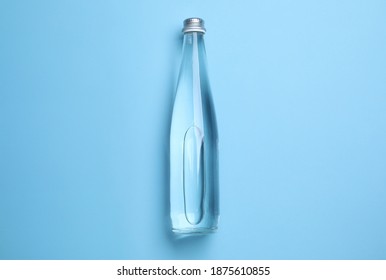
[182,18,206,34]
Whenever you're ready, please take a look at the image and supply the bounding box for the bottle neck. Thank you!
[182,31,205,46]
[180,32,208,76]
[182,31,206,52]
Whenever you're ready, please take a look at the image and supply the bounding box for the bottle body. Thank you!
[170,24,219,235]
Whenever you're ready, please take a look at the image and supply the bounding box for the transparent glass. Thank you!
[170,32,219,235]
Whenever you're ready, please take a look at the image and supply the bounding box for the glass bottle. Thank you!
[170,18,219,235]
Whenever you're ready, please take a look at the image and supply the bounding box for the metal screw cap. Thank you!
[182,18,206,33]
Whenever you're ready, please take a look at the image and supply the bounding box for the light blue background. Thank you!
[1,0,385,259]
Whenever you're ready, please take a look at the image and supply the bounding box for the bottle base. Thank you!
[172,226,217,236]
